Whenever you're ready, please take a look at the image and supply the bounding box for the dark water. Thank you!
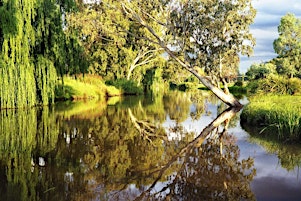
[0,91,300,201]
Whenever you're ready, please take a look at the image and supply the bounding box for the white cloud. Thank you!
[252,0,301,15]
[239,0,301,73]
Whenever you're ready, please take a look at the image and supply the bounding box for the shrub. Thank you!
[106,85,122,97]
[234,80,243,87]
[247,75,301,95]
[105,79,143,95]
[287,78,301,95]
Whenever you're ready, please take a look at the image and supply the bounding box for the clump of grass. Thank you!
[106,85,122,97]
[241,95,301,141]
[55,75,121,100]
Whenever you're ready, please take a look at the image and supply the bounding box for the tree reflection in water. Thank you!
[0,92,256,201]
[131,107,256,201]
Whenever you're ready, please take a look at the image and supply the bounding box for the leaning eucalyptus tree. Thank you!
[122,0,256,107]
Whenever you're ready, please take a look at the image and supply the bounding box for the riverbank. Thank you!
[55,75,121,101]
[241,95,301,141]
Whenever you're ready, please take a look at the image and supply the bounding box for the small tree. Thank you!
[274,13,301,78]
[246,62,276,80]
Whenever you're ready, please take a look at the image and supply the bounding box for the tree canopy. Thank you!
[274,13,301,78]
[66,0,165,83]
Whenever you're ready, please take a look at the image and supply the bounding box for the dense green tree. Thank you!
[66,0,165,84]
[246,62,276,80]
[0,0,85,109]
[274,13,301,78]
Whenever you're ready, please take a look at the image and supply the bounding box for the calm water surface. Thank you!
[0,91,300,201]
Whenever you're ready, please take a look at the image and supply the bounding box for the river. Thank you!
[0,90,300,200]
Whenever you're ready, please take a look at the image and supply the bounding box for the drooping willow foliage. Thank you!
[0,0,84,109]
[0,107,59,200]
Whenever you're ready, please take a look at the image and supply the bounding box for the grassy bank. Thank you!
[55,75,121,100]
[241,95,301,141]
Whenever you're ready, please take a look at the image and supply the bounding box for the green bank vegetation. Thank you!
[55,75,121,101]
[241,95,301,140]
[241,13,301,142]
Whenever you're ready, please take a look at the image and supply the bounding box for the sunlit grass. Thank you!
[241,95,301,141]
[55,75,121,100]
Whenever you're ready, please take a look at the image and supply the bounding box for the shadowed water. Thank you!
[0,90,300,200]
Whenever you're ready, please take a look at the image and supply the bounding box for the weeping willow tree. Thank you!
[0,0,82,109]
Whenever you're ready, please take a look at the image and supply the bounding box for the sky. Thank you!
[239,0,301,73]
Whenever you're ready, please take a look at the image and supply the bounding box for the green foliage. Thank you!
[228,86,247,94]
[66,0,164,83]
[234,80,244,87]
[273,13,301,78]
[105,79,143,95]
[0,0,84,109]
[168,0,256,81]
[35,56,57,105]
[55,75,120,100]
[247,74,301,95]
[106,85,122,97]
[246,62,276,80]
[241,95,301,140]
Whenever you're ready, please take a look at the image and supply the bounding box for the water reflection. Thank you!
[133,107,256,201]
[243,125,301,172]
[0,91,256,200]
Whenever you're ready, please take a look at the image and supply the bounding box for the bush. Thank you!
[105,79,143,95]
[55,75,121,100]
[234,80,243,87]
[106,85,122,97]
[228,86,247,94]
[287,78,301,95]
[247,75,301,95]
[55,76,107,100]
